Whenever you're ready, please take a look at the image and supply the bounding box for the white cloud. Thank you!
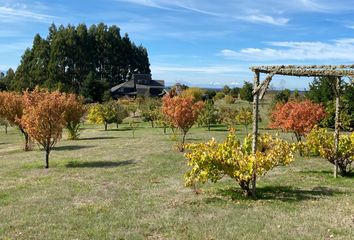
[221,39,354,61]
[237,14,289,26]
[0,5,54,23]
[118,0,290,26]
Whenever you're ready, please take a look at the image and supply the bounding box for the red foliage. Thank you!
[0,91,31,150]
[162,95,204,151]
[20,88,67,168]
[270,100,326,141]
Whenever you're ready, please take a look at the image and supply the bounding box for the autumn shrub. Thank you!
[235,107,253,133]
[162,95,204,151]
[197,100,219,131]
[64,94,85,140]
[87,101,126,130]
[139,98,161,127]
[20,88,67,168]
[270,100,326,142]
[180,87,205,101]
[213,92,225,100]
[303,127,354,176]
[224,95,235,104]
[0,91,31,150]
[185,132,295,196]
[217,105,238,130]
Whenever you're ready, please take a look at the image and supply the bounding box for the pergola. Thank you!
[250,65,354,196]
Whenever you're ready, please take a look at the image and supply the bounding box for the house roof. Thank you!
[110,79,165,93]
[110,80,135,92]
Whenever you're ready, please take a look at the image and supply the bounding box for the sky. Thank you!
[1,0,354,89]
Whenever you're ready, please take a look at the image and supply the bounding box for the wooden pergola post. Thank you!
[333,77,341,178]
[251,70,260,198]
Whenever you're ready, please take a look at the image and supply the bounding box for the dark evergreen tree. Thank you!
[239,81,253,103]
[8,23,151,98]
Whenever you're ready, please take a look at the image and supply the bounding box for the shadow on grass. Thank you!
[209,128,228,132]
[79,136,118,141]
[54,145,94,151]
[105,128,133,132]
[300,170,332,175]
[214,185,341,202]
[66,159,136,168]
[300,170,354,178]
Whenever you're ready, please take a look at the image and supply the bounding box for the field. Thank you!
[0,100,353,239]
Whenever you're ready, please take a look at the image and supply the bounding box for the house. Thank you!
[110,74,165,98]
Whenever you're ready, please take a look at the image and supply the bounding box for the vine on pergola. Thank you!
[249,64,354,198]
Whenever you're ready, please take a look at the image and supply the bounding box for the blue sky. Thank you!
[1,0,354,89]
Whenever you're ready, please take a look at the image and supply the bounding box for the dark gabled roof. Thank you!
[149,80,165,88]
[110,78,165,95]
[110,80,135,92]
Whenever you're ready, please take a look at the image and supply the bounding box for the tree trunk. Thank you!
[116,122,119,129]
[333,77,340,178]
[251,70,260,199]
[208,119,211,131]
[20,129,32,151]
[163,126,167,134]
[295,133,303,156]
[45,148,50,168]
[104,122,108,131]
[180,131,187,152]
[239,180,252,197]
[4,125,7,134]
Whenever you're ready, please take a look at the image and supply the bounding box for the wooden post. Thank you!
[251,70,260,198]
[333,77,341,178]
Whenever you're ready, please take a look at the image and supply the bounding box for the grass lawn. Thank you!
[0,120,353,239]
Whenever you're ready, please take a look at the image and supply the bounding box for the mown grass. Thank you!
[0,112,353,239]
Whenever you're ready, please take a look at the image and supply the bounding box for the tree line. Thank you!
[0,23,151,102]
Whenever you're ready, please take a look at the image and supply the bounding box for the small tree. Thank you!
[217,105,238,130]
[0,117,8,134]
[21,89,67,168]
[64,94,85,140]
[87,101,118,131]
[114,102,128,128]
[180,87,205,101]
[185,132,295,197]
[224,95,235,104]
[213,92,225,100]
[197,100,219,131]
[304,127,353,176]
[273,89,291,104]
[222,85,231,95]
[230,87,240,98]
[162,95,204,151]
[0,91,31,150]
[140,98,161,127]
[270,100,326,143]
[239,81,253,103]
[235,107,253,133]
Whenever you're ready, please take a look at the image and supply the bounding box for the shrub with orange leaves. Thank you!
[63,94,85,140]
[20,88,67,168]
[270,100,326,142]
[162,95,204,151]
[0,91,31,150]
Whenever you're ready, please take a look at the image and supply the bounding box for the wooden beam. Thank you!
[333,77,341,178]
[254,69,354,77]
[251,70,260,198]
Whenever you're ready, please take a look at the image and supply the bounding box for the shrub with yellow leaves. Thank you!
[303,127,354,176]
[184,132,295,196]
